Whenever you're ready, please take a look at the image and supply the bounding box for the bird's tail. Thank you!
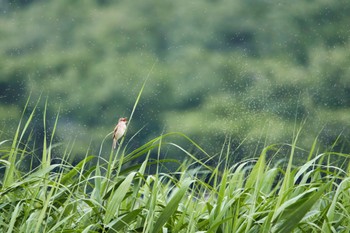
[113,139,118,149]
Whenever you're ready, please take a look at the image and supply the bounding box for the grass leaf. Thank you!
[152,178,193,233]
[273,182,331,233]
[104,172,136,224]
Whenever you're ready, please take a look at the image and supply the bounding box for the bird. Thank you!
[112,117,128,149]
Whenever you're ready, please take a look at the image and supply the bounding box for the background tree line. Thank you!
[0,0,349,164]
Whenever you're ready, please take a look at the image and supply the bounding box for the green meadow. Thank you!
[1,94,349,232]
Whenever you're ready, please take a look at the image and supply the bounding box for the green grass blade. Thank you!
[3,95,39,187]
[273,182,331,233]
[104,172,136,224]
[152,178,193,233]
[60,155,95,185]
[245,145,269,190]
[321,177,350,232]
[6,201,22,233]
[107,208,142,232]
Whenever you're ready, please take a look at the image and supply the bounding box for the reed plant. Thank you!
[1,92,349,232]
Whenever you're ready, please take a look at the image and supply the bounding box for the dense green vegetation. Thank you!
[0,0,349,160]
[1,101,350,232]
[1,1,350,232]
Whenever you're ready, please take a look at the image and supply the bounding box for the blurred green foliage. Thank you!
[0,0,349,161]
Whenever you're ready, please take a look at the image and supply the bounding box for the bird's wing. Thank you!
[113,124,119,139]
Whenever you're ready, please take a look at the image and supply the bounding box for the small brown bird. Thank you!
[113,117,128,149]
